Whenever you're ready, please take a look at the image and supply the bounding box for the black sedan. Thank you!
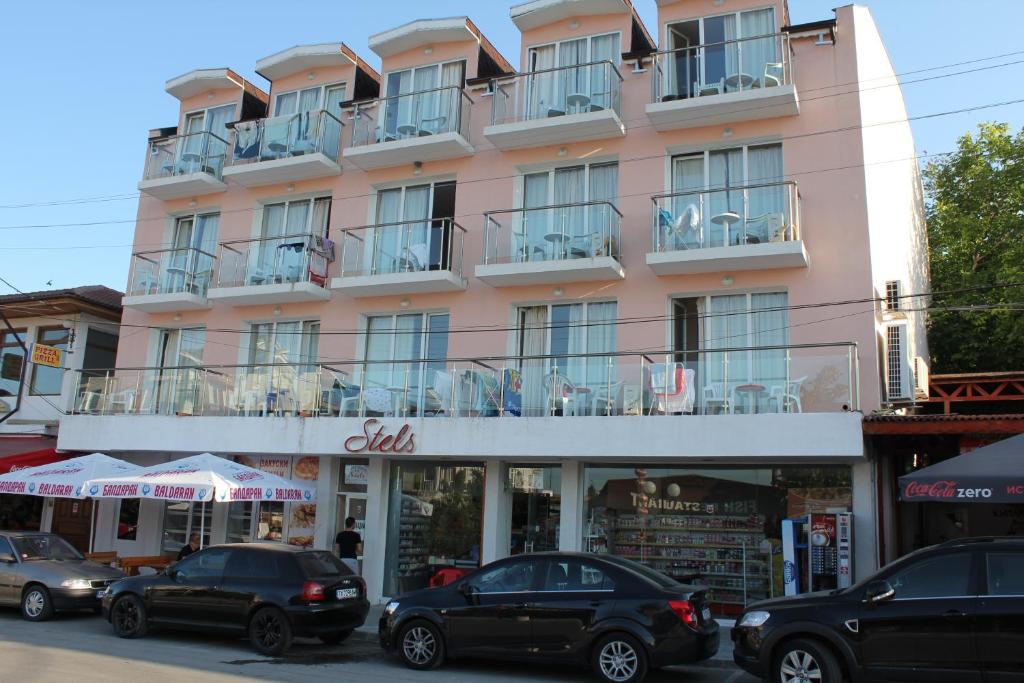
[732,536,1024,683]
[102,543,370,655]
[379,552,719,683]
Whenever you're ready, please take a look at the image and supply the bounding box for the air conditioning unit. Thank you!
[884,323,913,402]
[913,356,930,400]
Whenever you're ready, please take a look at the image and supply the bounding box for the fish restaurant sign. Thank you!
[344,419,416,454]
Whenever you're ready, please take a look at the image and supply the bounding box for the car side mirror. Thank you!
[457,582,477,600]
[864,580,895,605]
[0,552,15,564]
[165,568,179,581]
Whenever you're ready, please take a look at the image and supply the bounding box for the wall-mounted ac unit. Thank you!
[913,356,929,400]
[884,322,913,402]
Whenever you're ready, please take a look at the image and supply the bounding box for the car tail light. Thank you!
[301,581,325,602]
[669,599,699,630]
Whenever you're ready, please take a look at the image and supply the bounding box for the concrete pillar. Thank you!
[482,459,510,565]
[362,457,389,604]
[559,461,584,552]
[852,458,879,581]
[313,456,338,551]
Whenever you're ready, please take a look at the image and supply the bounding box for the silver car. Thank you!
[0,531,123,621]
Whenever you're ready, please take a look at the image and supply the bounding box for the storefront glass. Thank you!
[0,494,42,530]
[335,458,369,560]
[160,501,212,554]
[508,465,561,554]
[583,465,851,614]
[383,462,484,595]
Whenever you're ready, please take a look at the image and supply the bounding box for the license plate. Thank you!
[336,587,358,600]
[702,608,711,621]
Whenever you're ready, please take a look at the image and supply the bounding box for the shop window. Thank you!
[117,499,140,540]
[583,464,851,615]
[0,493,42,531]
[889,553,971,599]
[383,462,484,595]
[508,465,561,554]
[30,327,70,395]
[0,328,26,400]
[160,501,211,555]
[986,553,1024,596]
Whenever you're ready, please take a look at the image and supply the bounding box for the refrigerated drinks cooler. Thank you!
[781,512,853,595]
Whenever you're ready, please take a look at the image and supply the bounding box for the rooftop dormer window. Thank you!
[526,33,620,118]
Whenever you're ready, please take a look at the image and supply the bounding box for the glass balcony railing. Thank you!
[229,109,343,165]
[69,343,859,418]
[216,233,332,289]
[483,201,621,266]
[142,131,229,181]
[491,60,623,125]
[127,247,216,298]
[651,181,800,252]
[350,85,472,147]
[651,32,793,103]
[338,218,466,278]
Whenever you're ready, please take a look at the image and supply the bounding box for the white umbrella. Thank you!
[0,452,140,551]
[84,453,317,548]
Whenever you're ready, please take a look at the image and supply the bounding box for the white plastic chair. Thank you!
[769,376,806,413]
[702,381,733,414]
[763,62,784,88]
[544,372,579,416]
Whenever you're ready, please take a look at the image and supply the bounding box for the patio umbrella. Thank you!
[0,452,140,551]
[83,453,317,548]
[899,433,1024,503]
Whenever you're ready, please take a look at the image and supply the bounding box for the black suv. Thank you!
[103,543,370,655]
[732,536,1024,683]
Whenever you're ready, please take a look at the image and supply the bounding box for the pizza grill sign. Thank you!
[344,418,416,454]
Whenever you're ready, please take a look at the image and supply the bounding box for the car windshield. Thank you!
[11,535,83,561]
[297,551,351,578]
[600,555,682,589]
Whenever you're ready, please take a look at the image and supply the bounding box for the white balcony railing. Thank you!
[338,219,466,278]
[216,233,331,289]
[350,85,472,147]
[229,109,344,165]
[142,131,229,182]
[483,201,622,266]
[127,247,216,299]
[491,60,623,125]
[69,343,859,418]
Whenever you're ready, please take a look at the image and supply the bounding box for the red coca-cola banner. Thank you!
[903,480,958,500]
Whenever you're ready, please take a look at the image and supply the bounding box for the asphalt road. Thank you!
[0,609,761,683]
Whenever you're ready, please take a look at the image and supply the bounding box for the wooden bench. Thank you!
[84,551,119,566]
[120,555,173,576]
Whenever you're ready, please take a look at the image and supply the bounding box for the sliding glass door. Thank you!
[382,61,465,141]
[364,313,449,416]
[155,328,206,415]
[371,181,456,274]
[521,162,618,261]
[526,33,620,119]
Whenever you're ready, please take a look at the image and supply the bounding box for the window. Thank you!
[371,181,456,275]
[381,61,465,141]
[297,551,352,579]
[273,83,347,117]
[117,499,140,541]
[30,327,70,395]
[670,144,785,248]
[224,549,294,580]
[885,280,902,311]
[364,312,448,416]
[246,320,320,416]
[160,501,211,555]
[175,547,230,579]
[986,553,1024,596]
[248,198,331,286]
[889,554,972,599]
[0,536,15,559]
[179,104,234,171]
[520,162,618,261]
[166,213,219,295]
[0,329,26,399]
[153,327,205,415]
[469,560,538,594]
[527,33,620,117]
[541,559,615,591]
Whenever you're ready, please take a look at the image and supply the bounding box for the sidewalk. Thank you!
[356,605,735,664]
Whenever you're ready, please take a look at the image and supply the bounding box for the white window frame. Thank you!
[258,196,332,240]
[272,82,347,116]
[527,31,623,70]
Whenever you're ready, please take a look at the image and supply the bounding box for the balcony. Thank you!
[221,110,343,187]
[122,247,215,313]
[138,132,228,200]
[343,86,474,170]
[331,219,467,297]
[485,61,625,151]
[646,180,808,276]
[646,33,798,131]
[476,201,624,286]
[206,233,333,306]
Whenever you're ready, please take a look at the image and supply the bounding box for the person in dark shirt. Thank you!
[177,533,200,561]
[334,517,362,574]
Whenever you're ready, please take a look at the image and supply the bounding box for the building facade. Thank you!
[58,0,928,611]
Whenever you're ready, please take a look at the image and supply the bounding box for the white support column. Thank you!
[559,461,584,552]
[362,457,390,604]
[852,459,879,581]
[313,456,338,551]
[482,459,510,565]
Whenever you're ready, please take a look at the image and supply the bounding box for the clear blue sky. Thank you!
[1,0,1022,293]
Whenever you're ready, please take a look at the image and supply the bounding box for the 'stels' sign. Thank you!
[30,343,64,369]
[344,419,416,454]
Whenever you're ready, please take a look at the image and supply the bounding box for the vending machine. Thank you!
[782,513,853,596]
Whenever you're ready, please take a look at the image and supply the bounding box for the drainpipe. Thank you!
[0,310,27,424]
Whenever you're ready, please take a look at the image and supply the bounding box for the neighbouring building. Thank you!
[0,286,121,548]
[57,1,929,611]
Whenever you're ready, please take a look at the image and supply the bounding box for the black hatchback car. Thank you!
[102,543,369,655]
[379,552,719,683]
[732,536,1024,683]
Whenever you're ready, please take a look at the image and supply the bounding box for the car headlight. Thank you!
[738,610,771,628]
[60,579,93,590]
[384,601,400,615]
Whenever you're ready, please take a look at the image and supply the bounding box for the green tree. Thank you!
[925,123,1024,373]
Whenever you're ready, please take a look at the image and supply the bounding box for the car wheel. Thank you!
[319,629,353,645]
[21,585,54,622]
[592,633,648,683]
[249,607,293,656]
[774,638,843,683]
[397,620,444,670]
[111,594,148,639]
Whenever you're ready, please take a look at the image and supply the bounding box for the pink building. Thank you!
[59,1,928,609]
